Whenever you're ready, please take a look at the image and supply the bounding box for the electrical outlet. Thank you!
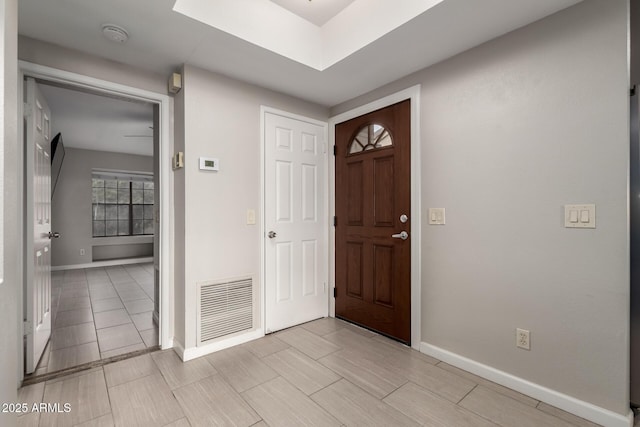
[79,248,85,256]
[516,328,530,350]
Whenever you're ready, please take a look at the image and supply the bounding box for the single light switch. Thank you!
[246,209,256,225]
[564,204,596,229]
[580,210,589,223]
[569,210,579,223]
[428,208,446,225]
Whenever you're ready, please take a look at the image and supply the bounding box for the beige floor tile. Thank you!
[250,422,267,427]
[384,381,497,426]
[263,348,340,395]
[319,351,407,399]
[152,350,218,389]
[58,296,91,312]
[97,323,143,352]
[51,322,97,350]
[46,367,104,385]
[459,386,575,427]
[300,317,347,336]
[164,418,192,427]
[242,377,341,427]
[60,287,89,299]
[48,342,100,372]
[275,327,341,360]
[382,353,476,403]
[108,373,184,427]
[437,362,539,407]
[17,412,39,427]
[116,284,149,302]
[140,328,159,347]
[104,353,159,388]
[536,402,602,427]
[123,298,154,315]
[91,297,124,313]
[54,308,94,328]
[89,286,119,302]
[39,370,110,427]
[243,335,290,358]
[100,343,147,360]
[371,335,440,364]
[17,382,44,409]
[74,412,114,426]
[130,311,156,331]
[322,329,397,362]
[174,374,261,427]
[94,309,132,330]
[312,379,419,427]
[206,346,277,393]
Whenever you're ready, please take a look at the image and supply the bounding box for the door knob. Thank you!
[391,231,408,240]
[48,231,60,239]
[268,231,277,239]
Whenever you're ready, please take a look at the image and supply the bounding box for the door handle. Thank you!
[268,231,277,239]
[391,231,408,240]
[48,231,60,239]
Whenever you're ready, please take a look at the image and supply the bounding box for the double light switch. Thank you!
[564,204,595,229]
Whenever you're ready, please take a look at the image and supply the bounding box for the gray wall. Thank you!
[333,0,629,415]
[51,147,153,267]
[173,65,328,349]
[1,0,19,425]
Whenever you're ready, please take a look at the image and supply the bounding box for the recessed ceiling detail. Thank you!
[173,0,444,70]
[269,0,356,27]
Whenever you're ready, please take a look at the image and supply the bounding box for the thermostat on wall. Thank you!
[199,157,219,171]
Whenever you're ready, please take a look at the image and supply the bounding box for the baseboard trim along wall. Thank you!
[178,329,264,362]
[51,257,153,271]
[420,342,634,427]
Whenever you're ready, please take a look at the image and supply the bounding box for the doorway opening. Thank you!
[19,62,171,380]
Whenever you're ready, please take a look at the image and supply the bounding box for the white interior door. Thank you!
[25,78,53,374]
[265,111,328,333]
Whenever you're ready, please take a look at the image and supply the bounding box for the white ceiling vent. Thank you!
[102,24,129,43]
[197,276,253,345]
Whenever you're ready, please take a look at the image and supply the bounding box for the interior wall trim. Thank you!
[420,342,634,427]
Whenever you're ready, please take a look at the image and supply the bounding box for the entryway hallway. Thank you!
[18,318,599,426]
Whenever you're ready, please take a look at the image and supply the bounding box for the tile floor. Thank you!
[32,263,159,375]
[18,317,608,427]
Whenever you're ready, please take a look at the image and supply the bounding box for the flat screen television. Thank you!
[51,132,65,198]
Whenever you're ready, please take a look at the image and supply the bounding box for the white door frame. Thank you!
[328,85,422,349]
[17,61,173,379]
[260,106,329,334]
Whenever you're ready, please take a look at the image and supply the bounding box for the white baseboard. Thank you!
[51,257,153,271]
[420,342,633,427]
[180,329,265,362]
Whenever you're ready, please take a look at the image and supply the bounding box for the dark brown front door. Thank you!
[335,99,411,344]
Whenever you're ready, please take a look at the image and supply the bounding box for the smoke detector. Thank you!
[102,24,129,43]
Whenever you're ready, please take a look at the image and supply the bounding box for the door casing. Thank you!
[329,86,422,349]
[17,61,173,380]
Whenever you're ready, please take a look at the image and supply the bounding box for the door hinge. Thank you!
[23,320,32,336]
[333,145,336,156]
[23,103,32,118]
[632,85,637,97]
[333,288,337,298]
[333,216,337,227]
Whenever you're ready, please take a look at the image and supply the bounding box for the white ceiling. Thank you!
[38,83,154,157]
[269,0,356,26]
[18,0,582,107]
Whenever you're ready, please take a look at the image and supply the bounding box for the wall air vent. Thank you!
[197,276,253,345]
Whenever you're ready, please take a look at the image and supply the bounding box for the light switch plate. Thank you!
[246,209,256,225]
[428,208,446,225]
[564,204,595,228]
